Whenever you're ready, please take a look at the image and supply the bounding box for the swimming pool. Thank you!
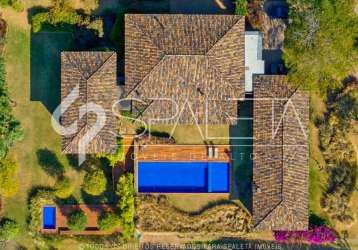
[137,162,230,193]
[43,206,56,229]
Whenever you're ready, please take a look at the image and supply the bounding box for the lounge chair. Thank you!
[214,147,219,158]
[208,146,213,158]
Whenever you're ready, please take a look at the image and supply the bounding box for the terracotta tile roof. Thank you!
[125,14,245,124]
[61,52,118,154]
[252,75,309,231]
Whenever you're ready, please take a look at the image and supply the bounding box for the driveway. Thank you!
[170,0,235,14]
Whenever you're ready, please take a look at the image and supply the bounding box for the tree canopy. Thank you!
[82,169,107,196]
[0,58,23,159]
[284,0,358,93]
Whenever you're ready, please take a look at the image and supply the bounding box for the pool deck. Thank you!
[41,204,119,235]
[136,144,231,162]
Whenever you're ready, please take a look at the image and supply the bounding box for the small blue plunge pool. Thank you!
[137,161,230,193]
[43,206,56,229]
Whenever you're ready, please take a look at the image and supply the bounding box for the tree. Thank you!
[0,158,19,197]
[116,173,134,240]
[0,58,23,159]
[0,218,20,241]
[31,0,86,32]
[98,212,121,231]
[235,0,247,15]
[284,0,358,93]
[82,169,107,196]
[0,0,23,11]
[54,176,74,199]
[67,210,87,231]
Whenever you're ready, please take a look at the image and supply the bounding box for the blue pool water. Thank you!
[137,162,230,193]
[43,206,56,229]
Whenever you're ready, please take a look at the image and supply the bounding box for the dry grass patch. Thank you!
[136,194,252,233]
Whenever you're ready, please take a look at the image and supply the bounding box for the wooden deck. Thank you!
[41,204,119,235]
[136,144,231,162]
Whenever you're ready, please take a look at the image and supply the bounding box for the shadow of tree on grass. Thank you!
[36,149,65,177]
[30,31,74,113]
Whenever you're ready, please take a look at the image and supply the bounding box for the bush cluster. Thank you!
[31,0,103,36]
[321,161,357,225]
[82,169,107,196]
[318,83,358,224]
[235,0,247,15]
[0,218,20,241]
[274,226,336,244]
[68,210,87,232]
[98,212,121,231]
[116,173,135,240]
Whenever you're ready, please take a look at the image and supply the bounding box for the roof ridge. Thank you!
[206,16,243,54]
[63,53,87,80]
[128,17,164,54]
[254,199,284,228]
[63,124,88,153]
[86,53,115,82]
[206,17,244,85]
[125,55,167,97]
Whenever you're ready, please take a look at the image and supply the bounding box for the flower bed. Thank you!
[274,226,336,245]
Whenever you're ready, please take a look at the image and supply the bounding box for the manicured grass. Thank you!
[2,24,77,247]
[150,125,230,144]
[308,93,330,224]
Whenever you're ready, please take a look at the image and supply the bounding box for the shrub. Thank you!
[235,0,247,15]
[0,158,19,197]
[54,176,74,199]
[0,218,20,241]
[82,169,107,196]
[0,0,23,12]
[335,91,358,122]
[28,190,54,239]
[96,138,124,167]
[68,210,87,232]
[321,161,357,224]
[116,173,135,240]
[98,212,121,231]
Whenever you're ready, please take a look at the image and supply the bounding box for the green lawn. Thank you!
[150,124,230,144]
[3,24,78,247]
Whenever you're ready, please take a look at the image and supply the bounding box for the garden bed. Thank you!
[136,194,251,233]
